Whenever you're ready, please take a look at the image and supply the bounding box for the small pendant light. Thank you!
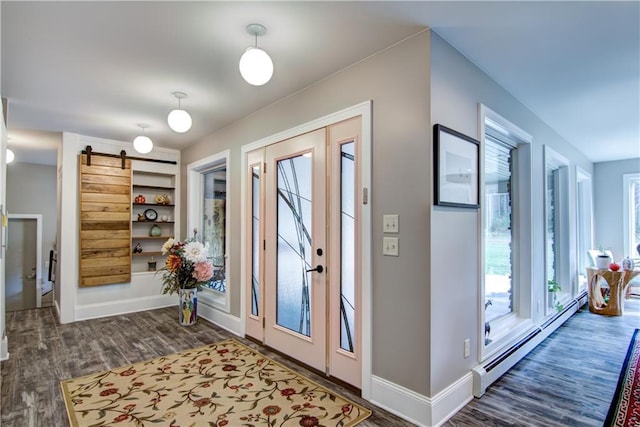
[239,23,273,86]
[167,92,192,133]
[133,123,153,154]
[6,148,15,164]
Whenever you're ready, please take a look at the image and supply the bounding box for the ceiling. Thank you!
[2,1,638,165]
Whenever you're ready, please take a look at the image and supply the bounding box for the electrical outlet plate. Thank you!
[383,237,399,256]
[383,214,398,233]
[464,339,470,358]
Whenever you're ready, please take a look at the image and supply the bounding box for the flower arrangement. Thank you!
[157,237,214,295]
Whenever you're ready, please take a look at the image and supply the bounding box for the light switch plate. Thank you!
[383,214,399,233]
[383,237,399,256]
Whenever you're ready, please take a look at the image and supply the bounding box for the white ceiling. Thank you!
[2,1,638,165]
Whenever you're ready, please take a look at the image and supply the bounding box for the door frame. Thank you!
[7,214,43,308]
[240,100,373,399]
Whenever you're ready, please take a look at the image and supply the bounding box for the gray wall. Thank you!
[182,31,433,395]
[429,31,593,395]
[6,162,57,283]
[594,158,640,258]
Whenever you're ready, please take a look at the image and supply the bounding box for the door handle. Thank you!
[306,265,324,273]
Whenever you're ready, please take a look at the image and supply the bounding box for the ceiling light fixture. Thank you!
[239,23,273,86]
[167,92,192,133]
[133,123,153,154]
[6,148,15,164]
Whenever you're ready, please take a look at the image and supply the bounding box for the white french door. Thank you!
[245,117,363,388]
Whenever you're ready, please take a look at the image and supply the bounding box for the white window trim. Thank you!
[187,150,230,313]
[623,173,640,258]
[576,166,593,293]
[543,145,571,313]
[479,104,534,362]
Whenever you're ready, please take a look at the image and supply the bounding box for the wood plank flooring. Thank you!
[1,298,638,426]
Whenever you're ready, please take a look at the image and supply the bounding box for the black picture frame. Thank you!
[434,124,480,209]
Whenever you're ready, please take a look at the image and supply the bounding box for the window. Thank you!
[187,151,230,311]
[480,105,533,359]
[576,167,593,293]
[544,146,570,314]
[623,173,640,258]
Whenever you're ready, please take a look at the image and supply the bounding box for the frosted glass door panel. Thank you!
[251,165,261,316]
[276,155,313,336]
[340,142,355,352]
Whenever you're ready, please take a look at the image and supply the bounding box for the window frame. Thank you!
[479,104,534,362]
[187,150,230,312]
[623,172,640,258]
[576,166,593,294]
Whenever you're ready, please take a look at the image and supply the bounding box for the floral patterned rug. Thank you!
[61,338,371,426]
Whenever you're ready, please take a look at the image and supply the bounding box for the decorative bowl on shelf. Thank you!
[154,194,171,205]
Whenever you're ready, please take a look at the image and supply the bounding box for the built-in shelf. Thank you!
[133,203,175,207]
[132,236,173,240]
[132,221,175,224]
[132,251,163,257]
[132,184,175,190]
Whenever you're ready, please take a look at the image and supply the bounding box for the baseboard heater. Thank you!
[472,294,586,397]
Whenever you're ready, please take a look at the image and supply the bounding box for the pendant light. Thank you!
[133,124,153,154]
[239,23,273,86]
[167,92,192,133]
[6,148,15,164]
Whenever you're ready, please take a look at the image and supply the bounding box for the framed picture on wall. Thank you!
[434,124,480,208]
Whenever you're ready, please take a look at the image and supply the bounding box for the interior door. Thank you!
[5,218,38,311]
[264,128,327,371]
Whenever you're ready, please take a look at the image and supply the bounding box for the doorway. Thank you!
[245,116,364,389]
[5,214,43,311]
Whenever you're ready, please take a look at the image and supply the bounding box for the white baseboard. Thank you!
[370,373,473,427]
[0,334,9,361]
[197,301,242,336]
[75,295,176,321]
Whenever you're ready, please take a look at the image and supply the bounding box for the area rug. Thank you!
[61,338,371,426]
[604,329,640,427]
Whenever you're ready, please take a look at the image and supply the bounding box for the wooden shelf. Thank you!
[133,203,175,207]
[132,252,163,257]
[132,184,175,190]
[132,236,173,240]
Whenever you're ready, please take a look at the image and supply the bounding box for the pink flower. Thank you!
[192,261,214,282]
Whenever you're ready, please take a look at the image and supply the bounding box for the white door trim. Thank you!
[7,214,43,308]
[240,100,373,398]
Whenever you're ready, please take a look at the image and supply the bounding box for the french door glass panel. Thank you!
[276,154,313,336]
[340,142,356,352]
[202,167,226,292]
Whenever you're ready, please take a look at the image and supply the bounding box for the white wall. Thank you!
[594,158,640,258]
[57,133,180,323]
[429,31,594,396]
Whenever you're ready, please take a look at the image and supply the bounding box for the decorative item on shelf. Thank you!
[133,243,143,254]
[144,208,158,221]
[148,257,157,272]
[134,194,146,204]
[154,194,171,205]
[157,233,214,326]
[137,213,145,222]
[609,262,621,272]
[161,215,169,222]
[149,223,162,237]
[622,257,635,271]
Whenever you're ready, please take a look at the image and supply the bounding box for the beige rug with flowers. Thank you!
[61,338,371,426]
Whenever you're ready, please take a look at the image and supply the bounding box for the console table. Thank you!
[586,268,640,316]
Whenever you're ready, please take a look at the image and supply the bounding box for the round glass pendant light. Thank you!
[133,124,153,154]
[167,92,192,133]
[6,148,15,164]
[239,24,273,86]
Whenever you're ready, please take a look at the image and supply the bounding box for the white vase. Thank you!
[178,288,198,326]
[595,255,611,269]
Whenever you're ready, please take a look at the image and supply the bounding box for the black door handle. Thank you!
[306,265,324,273]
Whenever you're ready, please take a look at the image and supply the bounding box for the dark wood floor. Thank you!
[1,298,638,426]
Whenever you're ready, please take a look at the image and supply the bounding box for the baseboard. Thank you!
[0,334,9,361]
[75,295,176,321]
[197,300,242,336]
[370,375,430,426]
[431,373,473,427]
